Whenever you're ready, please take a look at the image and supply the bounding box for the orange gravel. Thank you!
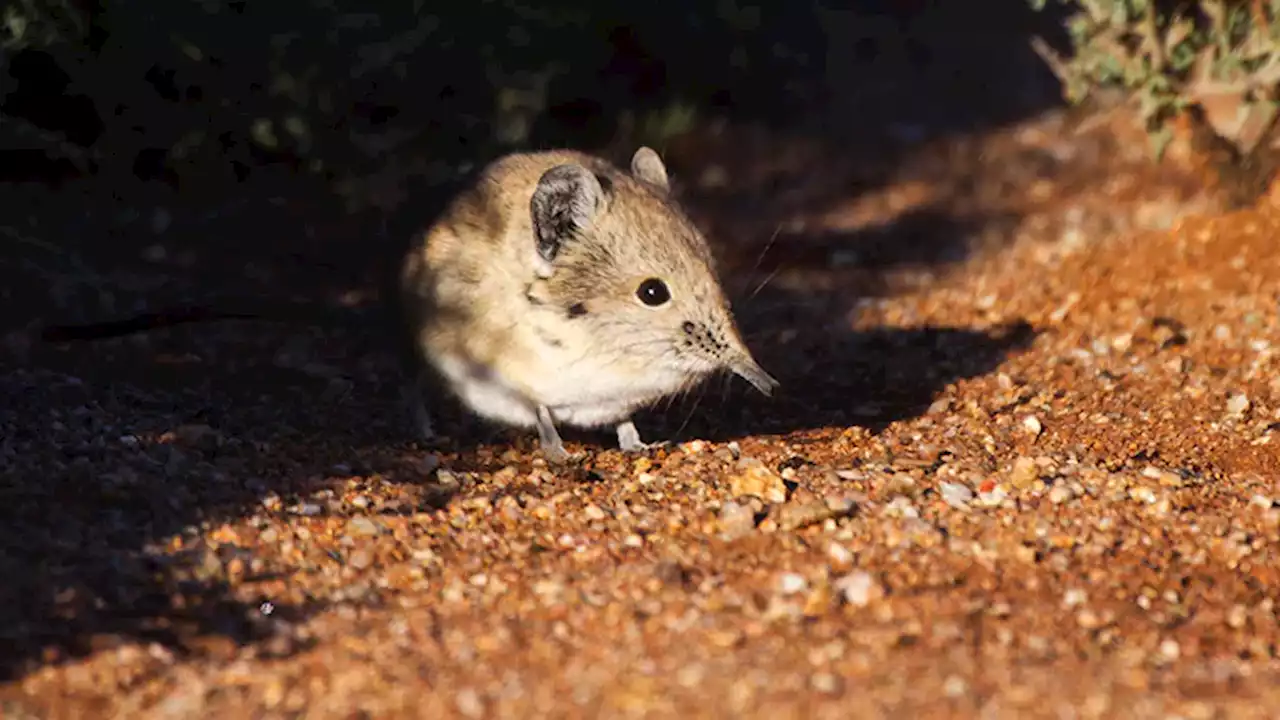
[3,107,1280,719]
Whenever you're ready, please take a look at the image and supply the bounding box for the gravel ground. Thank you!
[3,107,1280,719]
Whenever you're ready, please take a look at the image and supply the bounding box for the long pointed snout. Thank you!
[728,353,780,397]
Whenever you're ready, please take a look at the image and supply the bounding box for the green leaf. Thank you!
[250,119,279,149]
[3,8,27,43]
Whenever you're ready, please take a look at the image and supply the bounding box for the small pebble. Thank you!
[1129,487,1157,505]
[1225,604,1249,629]
[719,501,757,540]
[455,688,484,719]
[1011,456,1039,485]
[943,675,969,699]
[1226,393,1251,417]
[777,573,808,595]
[883,496,920,519]
[834,571,881,607]
[729,459,788,504]
[348,549,374,570]
[347,516,380,537]
[1048,484,1075,504]
[827,542,854,570]
[939,482,974,510]
[977,484,1009,507]
[1022,415,1044,437]
[927,397,952,415]
[811,672,842,695]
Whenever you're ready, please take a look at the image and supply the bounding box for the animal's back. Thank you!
[397,151,591,374]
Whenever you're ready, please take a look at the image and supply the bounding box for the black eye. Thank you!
[636,278,671,307]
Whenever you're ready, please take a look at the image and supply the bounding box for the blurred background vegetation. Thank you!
[6,1,1280,291]
[2,0,835,213]
[0,0,1076,323]
[1030,0,1280,162]
[0,1,1069,213]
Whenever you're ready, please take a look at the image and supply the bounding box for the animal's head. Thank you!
[524,146,778,398]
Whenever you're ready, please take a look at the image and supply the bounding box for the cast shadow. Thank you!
[0,322,467,682]
[0,0,1075,687]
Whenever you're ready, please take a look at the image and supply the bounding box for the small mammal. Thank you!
[397,146,778,462]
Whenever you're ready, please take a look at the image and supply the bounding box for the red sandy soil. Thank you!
[3,105,1280,719]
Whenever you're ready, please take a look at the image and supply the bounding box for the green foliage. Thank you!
[1,0,86,50]
[1030,0,1280,158]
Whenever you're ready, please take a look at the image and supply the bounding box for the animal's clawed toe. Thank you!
[541,441,576,464]
[615,419,668,454]
[620,438,669,454]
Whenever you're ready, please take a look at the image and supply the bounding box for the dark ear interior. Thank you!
[530,164,604,266]
[630,146,670,193]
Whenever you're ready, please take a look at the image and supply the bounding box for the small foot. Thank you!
[616,420,668,453]
[536,405,574,464]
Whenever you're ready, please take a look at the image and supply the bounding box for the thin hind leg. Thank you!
[404,369,438,441]
[616,418,668,453]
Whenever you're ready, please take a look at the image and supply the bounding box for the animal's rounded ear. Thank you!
[630,146,670,193]
[530,164,604,275]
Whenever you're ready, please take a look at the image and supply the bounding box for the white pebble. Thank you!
[1226,393,1251,417]
[883,496,920,519]
[1226,605,1248,629]
[777,573,808,595]
[939,482,974,510]
[835,571,878,607]
[1022,415,1043,437]
[1130,487,1157,504]
[1048,484,1075,504]
[827,542,853,567]
[977,485,1009,507]
[943,675,969,698]
[455,688,484,719]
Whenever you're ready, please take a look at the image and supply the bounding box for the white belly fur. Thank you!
[429,344,690,431]
[431,351,541,428]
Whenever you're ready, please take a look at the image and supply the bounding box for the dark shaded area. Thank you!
[1,0,1071,684]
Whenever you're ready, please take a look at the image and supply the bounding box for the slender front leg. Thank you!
[536,405,571,463]
[616,419,667,453]
[405,370,437,441]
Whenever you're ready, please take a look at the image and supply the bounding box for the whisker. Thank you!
[746,265,781,305]
[747,223,782,279]
[673,379,706,441]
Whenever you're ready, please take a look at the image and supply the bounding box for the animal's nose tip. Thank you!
[728,355,779,397]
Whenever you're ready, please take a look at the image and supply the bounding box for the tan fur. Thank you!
[397,146,776,461]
